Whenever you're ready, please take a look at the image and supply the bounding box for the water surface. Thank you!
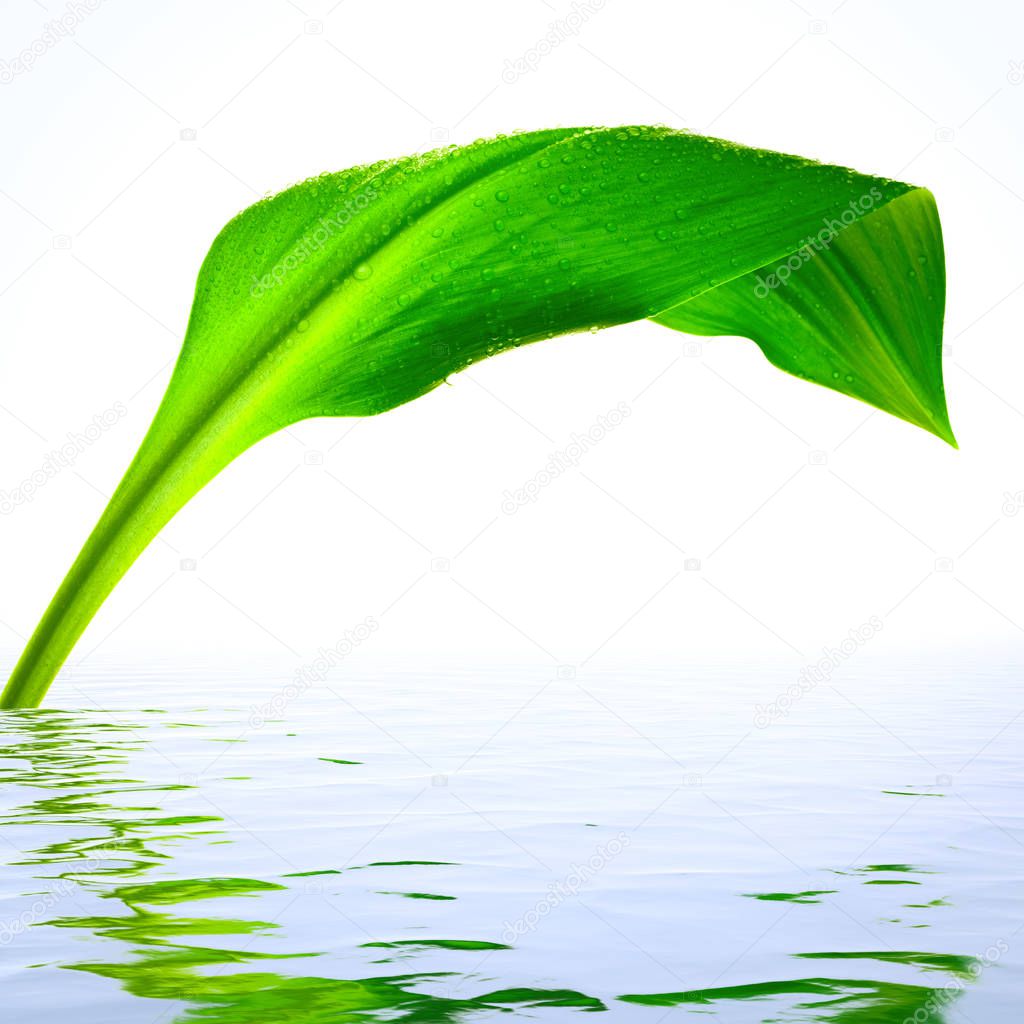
[0,666,1020,1021]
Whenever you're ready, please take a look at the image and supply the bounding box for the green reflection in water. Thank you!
[619,975,962,1022]
[377,891,457,901]
[0,709,219,883]
[352,860,458,868]
[1,709,604,1023]
[863,864,924,871]
[744,890,839,903]
[111,877,286,904]
[621,953,977,1022]
[362,939,509,951]
[796,951,978,974]
[0,709,980,1024]
[71,965,609,1023]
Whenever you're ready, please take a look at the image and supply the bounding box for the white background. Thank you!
[1,0,1022,691]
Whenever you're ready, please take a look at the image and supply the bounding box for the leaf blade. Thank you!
[652,187,952,443]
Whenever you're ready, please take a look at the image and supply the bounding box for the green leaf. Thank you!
[652,186,952,442]
[1,126,952,707]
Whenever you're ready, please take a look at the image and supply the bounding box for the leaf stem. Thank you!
[1,389,267,708]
